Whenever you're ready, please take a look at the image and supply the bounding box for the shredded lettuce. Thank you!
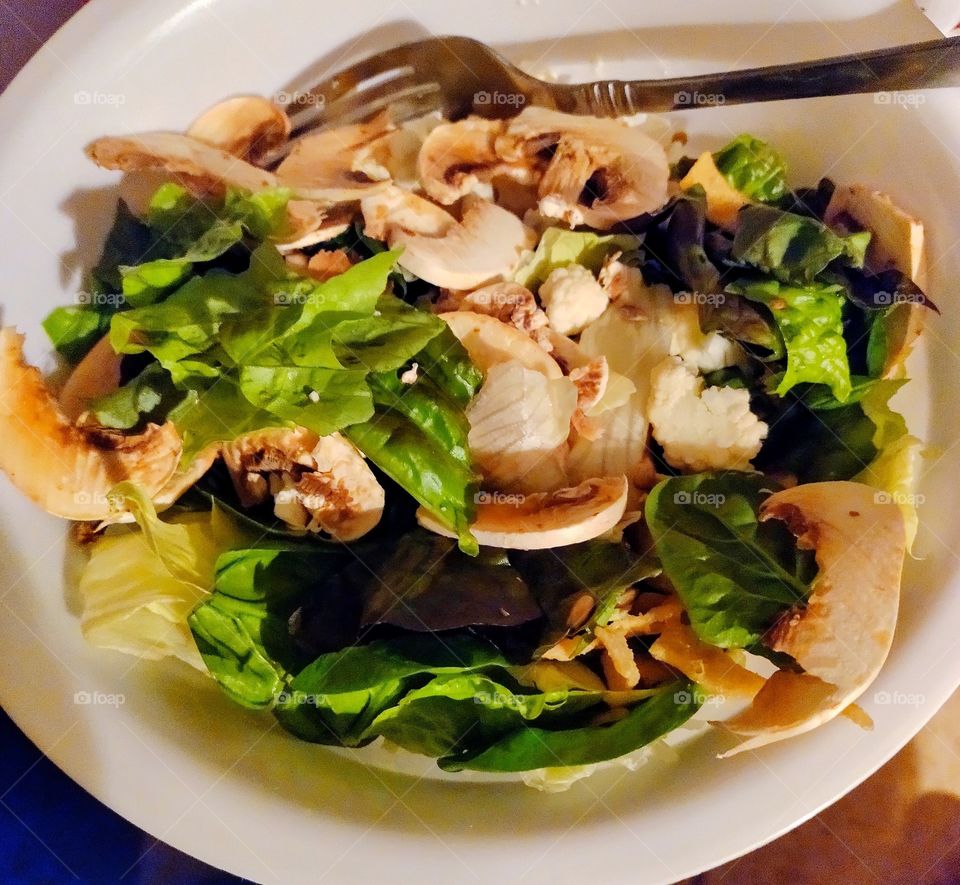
[712,135,789,202]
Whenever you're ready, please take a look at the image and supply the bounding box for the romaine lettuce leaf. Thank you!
[645,473,812,649]
[728,278,852,402]
[514,227,639,290]
[732,205,869,284]
[712,134,788,202]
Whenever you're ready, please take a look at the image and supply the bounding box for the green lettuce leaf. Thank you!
[732,205,869,284]
[345,412,479,555]
[439,681,699,772]
[275,635,507,745]
[514,228,639,290]
[42,305,113,363]
[189,544,353,709]
[712,134,788,202]
[80,487,250,668]
[645,473,812,649]
[416,327,484,407]
[728,277,852,402]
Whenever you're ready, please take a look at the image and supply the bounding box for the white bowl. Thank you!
[0,1,957,882]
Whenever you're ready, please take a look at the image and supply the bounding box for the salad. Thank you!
[0,96,932,780]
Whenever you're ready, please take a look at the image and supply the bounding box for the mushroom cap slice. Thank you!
[500,108,669,229]
[417,476,628,550]
[824,184,927,378]
[0,328,181,520]
[360,185,455,241]
[59,334,123,422]
[418,118,535,205]
[86,132,277,194]
[275,113,394,202]
[712,481,906,756]
[440,311,562,379]
[389,199,536,290]
[186,95,291,163]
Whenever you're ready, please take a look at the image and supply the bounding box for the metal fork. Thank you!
[264,34,960,166]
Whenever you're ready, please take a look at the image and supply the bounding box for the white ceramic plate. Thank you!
[1,1,958,882]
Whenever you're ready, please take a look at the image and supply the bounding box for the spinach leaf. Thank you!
[713,135,788,202]
[189,544,355,709]
[645,473,811,649]
[275,635,507,745]
[345,413,479,555]
[439,681,699,772]
[416,327,484,407]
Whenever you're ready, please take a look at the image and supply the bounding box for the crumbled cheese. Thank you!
[400,362,419,384]
[647,356,767,472]
[307,390,321,403]
[539,264,609,336]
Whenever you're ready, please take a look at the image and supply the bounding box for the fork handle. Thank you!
[551,36,960,115]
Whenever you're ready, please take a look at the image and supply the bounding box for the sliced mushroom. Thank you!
[497,108,670,229]
[222,427,384,541]
[222,426,320,507]
[465,360,576,494]
[86,132,277,194]
[440,311,562,379]
[0,327,181,520]
[713,481,906,756]
[275,112,394,202]
[353,114,441,191]
[417,476,628,550]
[186,96,291,164]
[360,185,454,241]
[418,118,536,205]
[385,198,536,290]
[824,184,927,376]
[59,334,123,422]
[459,282,549,336]
[274,202,356,253]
